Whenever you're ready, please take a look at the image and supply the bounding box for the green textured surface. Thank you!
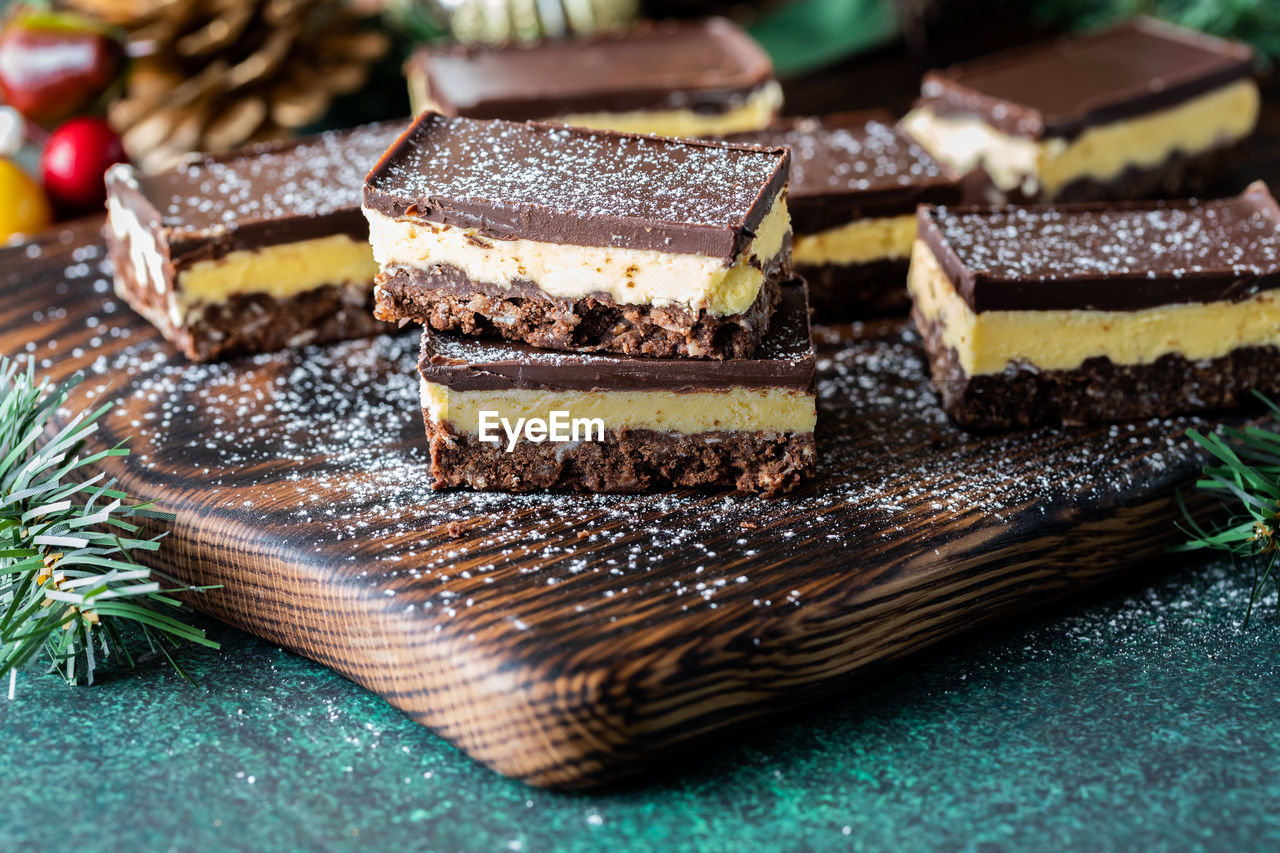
[3,553,1278,852]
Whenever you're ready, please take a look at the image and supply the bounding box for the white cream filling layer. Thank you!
[422,379,817,436]
[367,191,790,317]
[901,78,1259,199]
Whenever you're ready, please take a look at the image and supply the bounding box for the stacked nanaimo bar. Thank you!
[363,112,818,495]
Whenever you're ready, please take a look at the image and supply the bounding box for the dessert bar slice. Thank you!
[418,281,817,496]
[726,113,960,317]
[364,112,792,359]
[901,18,1257,205]
[908,182,1280,429]
[105,121,406,362]
[404,18,782,138]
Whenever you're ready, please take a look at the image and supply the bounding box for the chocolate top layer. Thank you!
[420,282,815,393]
[920,181,1280,313]
[725,112,960,233]
[106,120,408,266]
[918,17,1254,140]
[364,112,790,259]
[406,18,774,120]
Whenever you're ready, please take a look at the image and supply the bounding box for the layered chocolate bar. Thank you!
[105,121,406,361]
[418,281,816,495]
[364,112,792,359]
[900,18,1258,205]
[909,182,1280,429]
[726,113,960,317]
[404,18,782,138]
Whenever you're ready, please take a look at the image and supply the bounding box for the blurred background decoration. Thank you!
[63,0,389,172]
[0,0,1276,243]
[383,0,640,45]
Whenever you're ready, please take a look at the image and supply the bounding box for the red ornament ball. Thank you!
[41,116,126,216]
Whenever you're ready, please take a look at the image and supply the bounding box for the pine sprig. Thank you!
[1174,392,1280,626]
[0,357,218,691]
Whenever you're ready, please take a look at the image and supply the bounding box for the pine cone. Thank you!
[66,0,388,172]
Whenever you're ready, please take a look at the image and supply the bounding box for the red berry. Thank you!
[0,11,125,127]
[41,116,126,216]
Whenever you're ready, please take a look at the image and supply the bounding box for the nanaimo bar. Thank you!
[908,182,1280,429]
[727,113,960,317]
[105,121,405,361]
[404,17,782,138]
[363,112,792,359]
[901,18,1258,205]
[418,281,817,495]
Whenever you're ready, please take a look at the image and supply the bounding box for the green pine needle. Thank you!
[0,357,218,692]
[1174,391,1280,626]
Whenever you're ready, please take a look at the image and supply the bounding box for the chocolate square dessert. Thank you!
[105,121,407,361]
[909,182,1280,428]
[404,18,781,138]
[900,18,1258,205]
[364,112,792,359]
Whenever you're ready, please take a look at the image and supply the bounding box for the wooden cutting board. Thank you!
[1,221,1217,788]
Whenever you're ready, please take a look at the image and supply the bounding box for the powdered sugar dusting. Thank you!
[368,114,786,228]
[932,192,1280,280]
[734,117,951,195]
[13,239,1217,635]
[134,121,406,234]
[60,276,1212,631]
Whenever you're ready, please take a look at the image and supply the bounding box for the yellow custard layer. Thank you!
[422,380,817,435]
[555,81,783,137]
[901,78,1259,199]
[367,191,791,317]
[178,234,379,306]
[793,214,916,267]
[410,79,783,138]
[907,239,1280,376]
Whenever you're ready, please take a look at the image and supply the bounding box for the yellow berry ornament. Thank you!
[0,157,52,241]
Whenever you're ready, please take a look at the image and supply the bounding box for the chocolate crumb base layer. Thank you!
[961,137,1248,206]
[376,264,784,359]
[424,419,816,496]
[108,233,384,362]
[177,289,386,362]
[913,310,1280,430]
[798,258,909,319]
[1052,139,1248,204]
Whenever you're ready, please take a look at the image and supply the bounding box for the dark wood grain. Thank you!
[6,61,1277,787]
[0,218,1236,788]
